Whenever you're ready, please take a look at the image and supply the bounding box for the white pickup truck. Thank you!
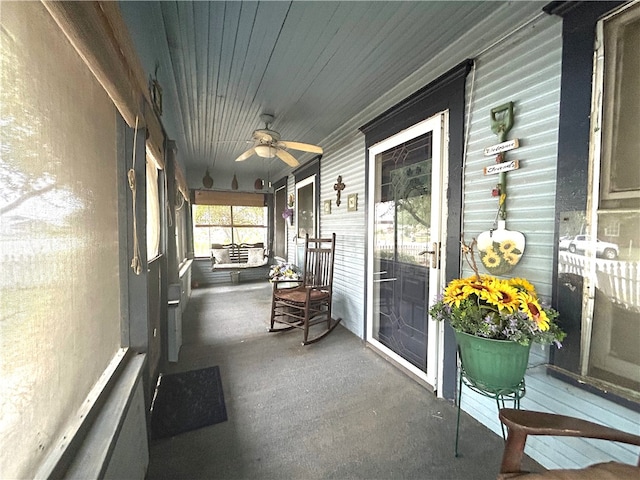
[566,235,619,260]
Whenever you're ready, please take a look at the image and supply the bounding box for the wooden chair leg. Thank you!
[302,301,311,344]
[269,288,277,330]
[500,428,528,474]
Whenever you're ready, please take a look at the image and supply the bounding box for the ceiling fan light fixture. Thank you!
[234,114,320,166]
[254,145,276,158]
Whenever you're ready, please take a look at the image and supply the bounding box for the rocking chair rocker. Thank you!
[269,233,341,345]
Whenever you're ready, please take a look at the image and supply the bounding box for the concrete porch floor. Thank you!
[146,281,540,479]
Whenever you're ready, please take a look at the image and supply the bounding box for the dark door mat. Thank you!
[150,365,228,439]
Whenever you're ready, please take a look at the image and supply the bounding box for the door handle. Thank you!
[419,242,440,269]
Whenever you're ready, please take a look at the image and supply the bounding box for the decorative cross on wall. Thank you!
[333,175,345,206]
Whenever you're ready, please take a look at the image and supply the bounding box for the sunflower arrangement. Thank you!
[429,239,565,346]
[480,239,523,275]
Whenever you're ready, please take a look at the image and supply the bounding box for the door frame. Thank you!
[366,111,449,392]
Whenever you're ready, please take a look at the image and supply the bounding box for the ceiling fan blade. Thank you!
[276,149,299,167]
[235,147,257,162]
[279,141,323,154]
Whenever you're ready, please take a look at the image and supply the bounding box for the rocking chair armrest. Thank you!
[499,409,640,445]
[499,409,640,474]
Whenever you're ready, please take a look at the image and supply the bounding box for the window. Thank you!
[375,133,433,266]
[586,4,640,394]
[603,221,620,238]
[555,2,640,400]
[0,3,122,477]
[173,155,190,266]
[146,146,162,260]
[600,4,640,200]
[175,194,188,266]
[192,204,267,257]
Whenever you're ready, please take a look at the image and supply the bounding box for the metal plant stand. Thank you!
[454,363,526,457]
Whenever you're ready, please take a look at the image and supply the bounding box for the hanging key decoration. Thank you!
[477,101,526,275]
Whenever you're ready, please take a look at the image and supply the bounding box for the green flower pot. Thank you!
[454,330,531,393]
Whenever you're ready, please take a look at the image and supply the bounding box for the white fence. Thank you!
[558,252,640,310]
[375,243,427,265]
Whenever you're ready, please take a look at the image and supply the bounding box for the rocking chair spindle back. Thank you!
[269,233,341,345]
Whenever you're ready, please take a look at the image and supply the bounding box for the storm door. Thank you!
[367,113,447,389]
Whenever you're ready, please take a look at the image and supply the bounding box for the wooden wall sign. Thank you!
[477,101,526,275]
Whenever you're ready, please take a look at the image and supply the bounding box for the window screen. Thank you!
[0,3,121,477]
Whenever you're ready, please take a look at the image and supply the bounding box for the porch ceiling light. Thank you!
[254,145,276,158]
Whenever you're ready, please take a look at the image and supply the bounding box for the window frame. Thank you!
[191,203,268,257]
[549,0,639,409]
[599,4,640,201]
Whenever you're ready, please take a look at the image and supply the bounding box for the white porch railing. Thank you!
[558,252,640,310]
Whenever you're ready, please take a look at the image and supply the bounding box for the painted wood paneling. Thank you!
[320,134,367,337]
[460,16,563,298]
[459,9,565,463]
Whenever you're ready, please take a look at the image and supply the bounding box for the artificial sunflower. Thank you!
[443,278,472,307]
[504,252,521,266]
[518,291,550,331]
[499,239,517,255]
[490,280,520,313]
[481,247,501,268]
[510,277,536,294]
[429,238,564,346]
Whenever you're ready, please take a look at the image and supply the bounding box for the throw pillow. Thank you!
[247,248,265,265]
[211,248,230,264]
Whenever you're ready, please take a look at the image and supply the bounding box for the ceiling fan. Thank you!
[234,114,323,167]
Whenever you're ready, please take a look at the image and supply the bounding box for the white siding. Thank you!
[281,135,367,337]
[459,9,563,461]
[460,15,563,298]
[320,134,367,337]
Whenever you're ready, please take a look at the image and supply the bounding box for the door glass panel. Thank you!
[297,180,315,238]
[274,186,286,258]
[373,133,433,370]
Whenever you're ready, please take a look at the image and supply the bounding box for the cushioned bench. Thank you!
[210,243,268,271]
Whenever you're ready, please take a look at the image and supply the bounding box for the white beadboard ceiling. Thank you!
[119,1,519,186]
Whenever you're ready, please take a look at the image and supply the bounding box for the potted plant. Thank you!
[429,239,565,393]
[268,262,300,282]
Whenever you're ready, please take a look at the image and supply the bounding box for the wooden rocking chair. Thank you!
[269,233,341,345]
[498,408,640,479]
